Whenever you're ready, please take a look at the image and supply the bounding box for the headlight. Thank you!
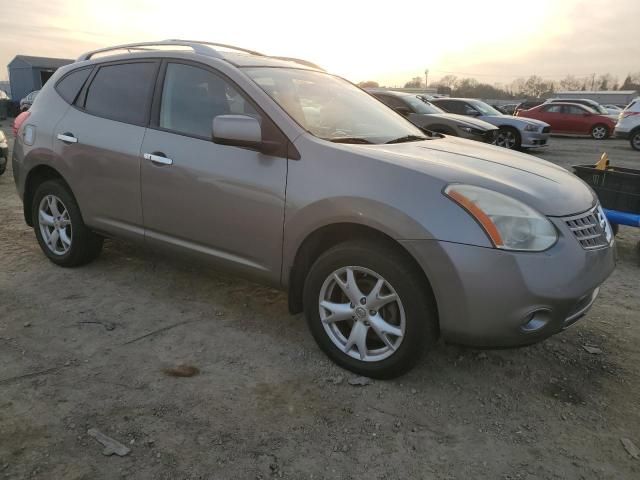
[458,126,483,135]
[524,124,539,132]
[444,184,557,251]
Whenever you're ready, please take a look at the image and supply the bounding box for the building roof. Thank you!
[9,55,73,70]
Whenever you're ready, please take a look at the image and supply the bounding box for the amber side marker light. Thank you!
[446,189,504,247]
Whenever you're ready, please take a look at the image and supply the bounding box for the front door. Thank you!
[140,61,288,283]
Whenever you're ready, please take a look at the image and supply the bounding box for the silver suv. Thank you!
[12,40,616,378]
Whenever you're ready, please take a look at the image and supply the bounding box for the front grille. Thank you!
[542,126,551,133]
[563,205,611,250]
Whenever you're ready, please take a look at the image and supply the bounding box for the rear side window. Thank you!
[543,105,563,113]
[56,68,92,104]
[84,62,157,125]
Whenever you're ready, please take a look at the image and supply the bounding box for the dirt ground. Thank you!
[1,125,639,480]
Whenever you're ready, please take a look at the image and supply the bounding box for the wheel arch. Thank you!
[286,222,438,320]
[23,164,76,227]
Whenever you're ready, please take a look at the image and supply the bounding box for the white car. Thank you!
[603,104,623,115]
[614,98,640,151]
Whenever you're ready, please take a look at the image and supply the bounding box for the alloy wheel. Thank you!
[318,266,406,362]
[495,129,517,149]
[592,126,608,139]
[38,194,72,255]
[632,132,640,150]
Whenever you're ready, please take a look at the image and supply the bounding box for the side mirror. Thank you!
[465,109,480,117]
[213,115,276,153]
[583,112,592,117]
[394,106,412,117]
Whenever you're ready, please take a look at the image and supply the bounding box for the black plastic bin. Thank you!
[573,164,640,214]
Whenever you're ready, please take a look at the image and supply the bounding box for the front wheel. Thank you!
[303,241,438,379]
[630,129,640,151]
[32,179,103,267]
[495,127,521,149]
[591,124,610,140]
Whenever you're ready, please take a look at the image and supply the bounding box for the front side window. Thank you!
[243,67,426,144]
[469,101,502,116]
[159,63,259,139]
[84,62,157,125]
[566,105,593,115]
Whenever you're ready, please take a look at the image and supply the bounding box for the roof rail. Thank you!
[270,56,325,71]
[76,39,264,62]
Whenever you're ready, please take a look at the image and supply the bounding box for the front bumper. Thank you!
[401,221,615,347]
[521,130,550,148]
[613,128,629,140]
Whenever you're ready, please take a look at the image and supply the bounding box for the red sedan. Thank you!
[516,102,616,139]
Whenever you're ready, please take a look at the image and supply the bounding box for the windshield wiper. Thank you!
[327,137,374,144]
[385,134,429,144]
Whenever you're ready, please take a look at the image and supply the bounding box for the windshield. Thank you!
[469,100,503,116]
[243,68,427,144]
[404,95,444,114]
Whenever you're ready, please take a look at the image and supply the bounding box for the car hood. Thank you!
[480,115,550,129]
[411,113,498,131]
[354,136,595,216]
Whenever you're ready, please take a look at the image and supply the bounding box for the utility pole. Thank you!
[424,69,429,89]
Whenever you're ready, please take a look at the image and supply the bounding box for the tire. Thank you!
[495,127,521,149]
[590,124,610,140]
[630,129,640,151]
[303,240,438,379]
[32,179,103,267]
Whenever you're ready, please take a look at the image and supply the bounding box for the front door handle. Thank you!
[57,133,78,144]
[143,152,173,166]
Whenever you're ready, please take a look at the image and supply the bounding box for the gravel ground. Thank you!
[1,125,639,480]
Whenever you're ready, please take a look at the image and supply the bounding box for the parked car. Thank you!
[603,104,623,115]
[494,104,518,116]
[12,40,616,378]
[515,100,545,113]
[0,130,8,174]
[516,102,616,139]
[432,98,550,149]
[20,90,39,111]
[544,98,612,117]
[368,89,498,143]
[614,98,640,150]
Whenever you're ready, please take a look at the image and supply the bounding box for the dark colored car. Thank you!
[515,100,545,113]
[517,102,617,139]
[368,89,498,143]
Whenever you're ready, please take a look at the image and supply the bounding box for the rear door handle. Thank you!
[143,152,173,166]
[57,133,78,144]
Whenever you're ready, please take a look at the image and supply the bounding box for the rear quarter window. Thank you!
[83,62,158,125]
[55,68,92,104]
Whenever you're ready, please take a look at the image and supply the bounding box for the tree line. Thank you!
[358,72,640,99]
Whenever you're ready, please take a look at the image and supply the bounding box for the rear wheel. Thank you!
[32,180,103,267]
[303,241,438,378]
[495,127,521,149]
[591,124,610,140]
[630,129,640,151]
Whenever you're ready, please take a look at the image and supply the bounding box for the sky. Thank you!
[0,0,638,87]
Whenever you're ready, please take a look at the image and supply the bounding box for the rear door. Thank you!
[53,60,159,240]
[139,60,288,283]
[537,104,565,132]
[563,104,591,134]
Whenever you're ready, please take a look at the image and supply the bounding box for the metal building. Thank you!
[7,55,73,102]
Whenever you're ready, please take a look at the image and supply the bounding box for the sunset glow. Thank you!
[0,0,637,86]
